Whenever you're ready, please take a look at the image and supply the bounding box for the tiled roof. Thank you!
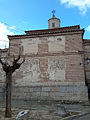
[25,25,81,34]
[83,39,90,43]
[8,25,84,39]
[48,16,60,21]
[83,39,90,45]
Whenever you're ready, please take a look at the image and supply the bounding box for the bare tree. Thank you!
[0,54,25,117]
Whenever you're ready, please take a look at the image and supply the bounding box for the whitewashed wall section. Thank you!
[14,56,66,86]
[21,36,65,54]
[48,57,66,81]
[48,36,65,52]
[0,64,6,85]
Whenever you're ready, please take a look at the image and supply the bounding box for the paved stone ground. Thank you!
[62,103,90,120]
[72,104,90,120]
[75,114,90,120]
[0,101,90,120]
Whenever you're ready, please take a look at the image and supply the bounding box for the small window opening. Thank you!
[52,23,55,27]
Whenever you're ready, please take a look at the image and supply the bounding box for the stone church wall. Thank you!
[0,49,8,101]
[0,33,88,103]
[83,40,90,83]
[0,49,8,86]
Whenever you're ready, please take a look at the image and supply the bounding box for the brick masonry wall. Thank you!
[0,49,8,86]
[0,33,88,102]
[65,34,85,84]
[66,55,85,83]
[66,34,83,51]
[12,56,66,86]
[84,42,90,82]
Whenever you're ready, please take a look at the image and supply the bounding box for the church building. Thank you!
[0,12,90,103]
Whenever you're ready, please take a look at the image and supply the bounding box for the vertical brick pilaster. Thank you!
[39,58,49,82]
[38,43,48,54]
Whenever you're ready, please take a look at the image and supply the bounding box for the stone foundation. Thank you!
[11,85,88,102]
[0,85,88,107]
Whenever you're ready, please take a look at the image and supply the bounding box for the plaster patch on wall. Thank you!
[15,58,40,86]
[21,38,46,54]
[21,36,65,54]
[0,64,6,84]
[21,39,38,54]
[48,36,65,52]
[48,57,66,81]
[23,59,40,79]
[49,71,55,80]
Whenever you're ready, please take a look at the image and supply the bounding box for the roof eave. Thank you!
[8,29,84,40]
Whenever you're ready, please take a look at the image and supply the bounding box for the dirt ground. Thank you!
[0,108,19,120]
[0,108,78,120]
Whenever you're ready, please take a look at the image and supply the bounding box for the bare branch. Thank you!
[0,55,4,65]
[13,55,20,65]
[13,55,15,61]
[19,47,22,56]
[15,55,20,62]
[4,56,9,65]
[0,59,4,65]
[20,56,25,65]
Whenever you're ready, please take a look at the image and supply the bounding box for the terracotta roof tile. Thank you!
[8,25,84,39]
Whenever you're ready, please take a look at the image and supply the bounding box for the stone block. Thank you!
[42,87,50,92]
[32,92,41,97]
[59,86,67,92]
[40,92,49,97]
[51,87,59,92]
[33,86,42,92]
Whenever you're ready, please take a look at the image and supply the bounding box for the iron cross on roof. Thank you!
[52,10,56,16]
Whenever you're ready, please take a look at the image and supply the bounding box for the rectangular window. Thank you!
[52,23,55,27]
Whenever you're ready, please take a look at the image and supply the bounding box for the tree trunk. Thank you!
[5,72,12,117]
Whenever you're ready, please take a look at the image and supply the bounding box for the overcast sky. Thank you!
[0,0,90,48]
